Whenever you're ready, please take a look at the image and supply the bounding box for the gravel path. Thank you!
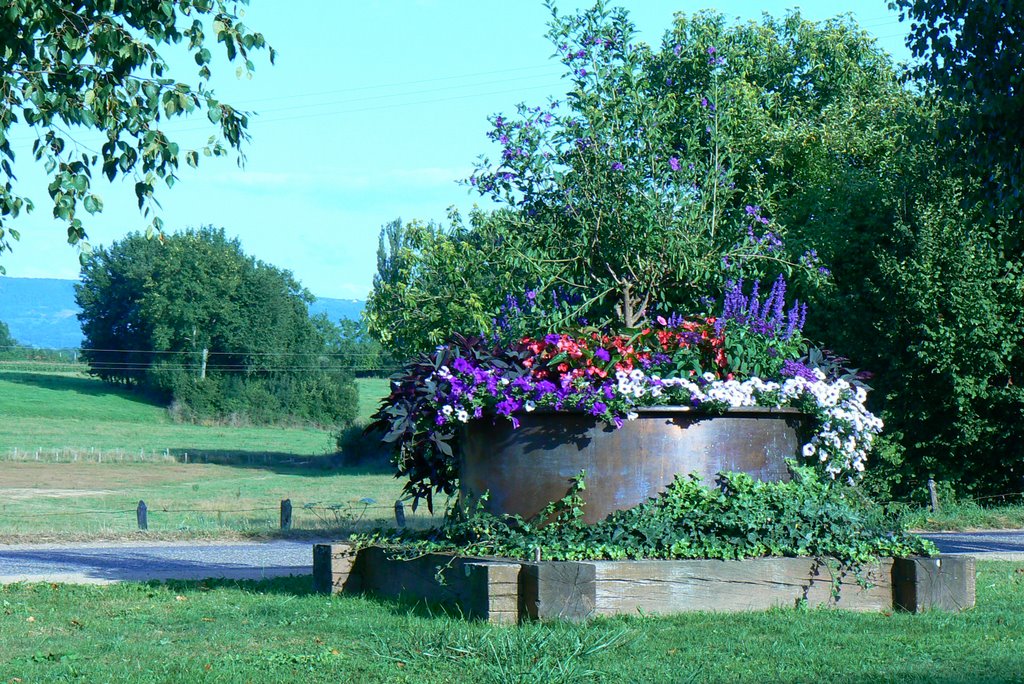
[0,532,1021,585]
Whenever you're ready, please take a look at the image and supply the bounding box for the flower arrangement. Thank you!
[371,275,882,511]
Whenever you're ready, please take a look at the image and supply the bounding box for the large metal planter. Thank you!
[460,407,806,524]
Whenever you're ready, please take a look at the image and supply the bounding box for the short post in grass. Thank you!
[137,500,148,530]
[928,478,941,513]
[394,500,406,529]
[280,499,292,530]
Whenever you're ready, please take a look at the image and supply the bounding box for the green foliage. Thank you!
[471,3,827,329]
[325,317,396,374]
[0,319,17,348]
[0,0,274,267]
[365,214,518,359]
[870,184,1024,496]
[359,465,934,566]
[75,226,356,426]
[892,0,1024,210]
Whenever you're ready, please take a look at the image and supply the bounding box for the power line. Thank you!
[217,63,558,105]
[0,361,401,373]
[1,345,384,356]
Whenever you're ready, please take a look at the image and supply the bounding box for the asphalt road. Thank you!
[0,532,1021,584]
[0,539,324,584]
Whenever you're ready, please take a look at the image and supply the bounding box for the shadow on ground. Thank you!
[0,542,317,585]
[0,370,164,405]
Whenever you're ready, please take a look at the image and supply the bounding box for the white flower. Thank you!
[525,400,536,412]
[629,369,644,381]
[456,409,469,423]
[802,443,816,458]
[441,405,454,416]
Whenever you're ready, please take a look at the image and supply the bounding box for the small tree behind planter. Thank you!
[470,1,822,329]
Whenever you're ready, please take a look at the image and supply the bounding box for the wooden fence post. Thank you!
[394,500,406,529]
[280,499,292,530]
[137,500,148,530]
[927,478,940,513]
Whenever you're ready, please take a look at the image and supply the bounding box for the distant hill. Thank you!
[0,276,364,349]
[0,277,81,349]
[309,297,364,324]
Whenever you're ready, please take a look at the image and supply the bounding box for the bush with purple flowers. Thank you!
[467,2,829,331]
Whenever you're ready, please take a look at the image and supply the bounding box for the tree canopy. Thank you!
[0,0,273,267]
[76,226,356,426]
[891,0,1024,208]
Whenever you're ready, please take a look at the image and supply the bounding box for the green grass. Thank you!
[903,502,1024,532]
[356,376,390,423]
[0,371,426,542]
[0,561,1020,682]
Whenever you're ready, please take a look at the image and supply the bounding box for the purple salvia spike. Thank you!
[748,279,761,322]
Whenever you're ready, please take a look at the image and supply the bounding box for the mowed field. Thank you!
[0,371,433,542]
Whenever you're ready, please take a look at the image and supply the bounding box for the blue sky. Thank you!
[1,1,912,299]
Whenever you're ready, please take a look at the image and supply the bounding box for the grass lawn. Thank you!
[0,371,424,542]
[0,561,1020,682]
[903,502,1024,532]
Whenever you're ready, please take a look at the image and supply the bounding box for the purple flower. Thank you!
[673,44,682,56]
[496,398,521,416]
[594,348,611,362]
[780,359,818,382]
[590,401,608,416]
[535,380,557,397]
[452,357,474,375]
[611,162,624,171]
[603,384,615,400]
[544,333,561,345]
[669,157,680,171]
[512,376,533,392]
[707,46,716,55]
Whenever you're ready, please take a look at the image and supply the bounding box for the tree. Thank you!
[76,227,356,426]
[0,319,18,348]
[470,3,839,330]
[325,317,397,374]
[0,0,274,267]
[891,0,1024,209]
[365,214,518,359]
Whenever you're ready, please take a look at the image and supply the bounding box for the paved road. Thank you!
[0,532,1021,584]
[0,539,325,584]
[920,530,1024,560]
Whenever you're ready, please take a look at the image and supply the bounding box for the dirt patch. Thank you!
[0,462,230,489]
